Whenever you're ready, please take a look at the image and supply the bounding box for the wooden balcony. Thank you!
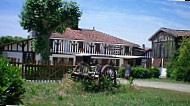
[49,39,133,56]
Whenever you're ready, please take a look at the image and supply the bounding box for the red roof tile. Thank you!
[50,28,139,46]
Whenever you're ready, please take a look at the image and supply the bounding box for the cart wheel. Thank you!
[101,64,115,79]
[74,62,91,73]
[71,62,91,79]
[98,64,116,87]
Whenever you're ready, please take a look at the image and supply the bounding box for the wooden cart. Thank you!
[71,62,117,87]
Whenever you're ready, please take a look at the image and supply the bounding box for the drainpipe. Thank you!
[160,44,163,78]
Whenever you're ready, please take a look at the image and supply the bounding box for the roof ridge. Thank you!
[161,27,190,31]
[149,27,190,41]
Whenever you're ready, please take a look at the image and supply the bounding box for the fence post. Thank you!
[22,59,24,79]
[38,60,40,82]
[17,58,20,67]
[43,61,45,82]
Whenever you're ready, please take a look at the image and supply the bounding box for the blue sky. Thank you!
[0,0,190,47]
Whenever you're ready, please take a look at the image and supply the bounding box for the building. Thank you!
[1,27,144,67]
[141,48,152,68]
[149,27,190,77]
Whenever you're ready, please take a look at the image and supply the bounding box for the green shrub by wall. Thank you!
[118,67,125,78]
[150,67,160,78]
[0,57,25,105]
[119,66,160,79]
[130,66,151,78]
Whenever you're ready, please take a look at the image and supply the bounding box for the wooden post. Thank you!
[98,72,101,89]
[22,58,24,79]
[114,70,116,86]
[27,40,29,52]
[43,61,45,81]
[38,60,40,82]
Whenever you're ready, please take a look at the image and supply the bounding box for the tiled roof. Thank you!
[149,27,190,40]
[50,28,139,46]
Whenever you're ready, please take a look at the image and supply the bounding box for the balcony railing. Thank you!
[49,39,132,56]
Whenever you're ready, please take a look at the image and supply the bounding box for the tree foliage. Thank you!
[167,37,190,82]
[19,0,82,60]
[0,36,25,46]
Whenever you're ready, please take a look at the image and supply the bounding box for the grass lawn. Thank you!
[136,78,190,85]
[21,81,190,106]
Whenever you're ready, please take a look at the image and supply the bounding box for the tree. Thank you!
[166,37,190,82]
[0,36,25,46]
[19,0,82,60]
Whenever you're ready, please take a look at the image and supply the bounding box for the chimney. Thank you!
[93,27,95,30]
[29,30,36,38]
[142,44,145,52]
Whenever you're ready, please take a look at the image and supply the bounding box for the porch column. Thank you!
[85,42,87,53]
[119,58,124,67]
[86,42,88,53]
[77,41,79,53]
[50,56,53,65]
[133,59,136,67]
[60,40,62,53]
[130,46,133,55]
[63,40,65,53]
[53,40,55,53]
[123,46,125,55]
[73,56,76,66]
[69,41,72,52]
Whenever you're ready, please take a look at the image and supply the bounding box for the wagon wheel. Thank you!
[91,64,103,79]
[72,62,91,78]
[98,64,116,86]
[101,64,115,79]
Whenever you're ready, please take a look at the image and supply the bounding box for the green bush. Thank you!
[81,77,99,92]
[130,66,151,78]
[150,67,160,78]
[79,76,118,93]
[166,64,173,78]
[166,52,178,79]
[119,66,160,79]
[118,67,125,78]
[0,57,25,105]
[166,38,190,82]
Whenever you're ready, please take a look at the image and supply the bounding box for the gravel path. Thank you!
[118,79,190,93]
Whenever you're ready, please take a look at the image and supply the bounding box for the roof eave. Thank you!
[148,28,178,41]
[0,38,36,47]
